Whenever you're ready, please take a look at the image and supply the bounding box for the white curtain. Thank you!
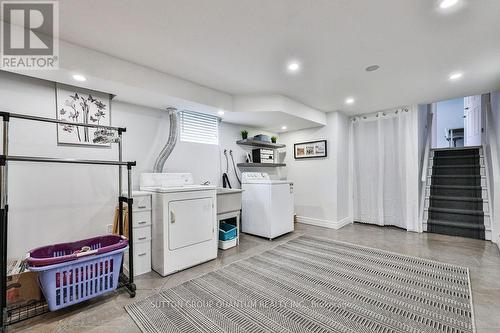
[352,106,419,231]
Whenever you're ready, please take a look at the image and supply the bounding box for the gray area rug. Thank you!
[126,235,475,333]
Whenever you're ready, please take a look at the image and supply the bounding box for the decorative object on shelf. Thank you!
[56,83,112,147]
[271,136,277,143]
[294,140,327,159]
[253,134,271,142]
[240,130,248,140]
[252,148,274,164]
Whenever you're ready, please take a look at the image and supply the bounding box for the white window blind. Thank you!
[180,111,219,145]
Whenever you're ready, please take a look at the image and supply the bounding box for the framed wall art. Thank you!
[56,83,112,147]
[294,140,327,159]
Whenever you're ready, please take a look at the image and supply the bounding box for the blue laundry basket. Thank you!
[219,222,237,241]
[27,236,128,311]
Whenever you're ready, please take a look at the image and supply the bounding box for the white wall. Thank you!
[335,113,351,221]
[434,98,464,148]
[280,112,351,228]
[0,71,265,257]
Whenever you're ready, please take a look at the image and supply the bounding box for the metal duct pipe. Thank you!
[153,107,179,173]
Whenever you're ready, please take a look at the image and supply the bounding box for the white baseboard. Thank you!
[296,215,353,230]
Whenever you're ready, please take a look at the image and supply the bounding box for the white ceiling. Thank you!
[56,0,500,115]
[221,111,321,134]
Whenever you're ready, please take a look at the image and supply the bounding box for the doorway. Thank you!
[431,95,484,149]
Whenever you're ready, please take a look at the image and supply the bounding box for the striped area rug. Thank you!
[126,235,475,333]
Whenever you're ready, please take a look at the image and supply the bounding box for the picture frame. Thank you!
[294,140,327,159]
[55,83,112,147]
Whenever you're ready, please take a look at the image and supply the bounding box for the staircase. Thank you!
[423,147,491,240]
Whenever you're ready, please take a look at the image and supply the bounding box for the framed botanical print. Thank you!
[56,83,112,147]
[294,140,327,159]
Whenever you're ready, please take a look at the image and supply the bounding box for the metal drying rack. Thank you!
[0,112,137,331]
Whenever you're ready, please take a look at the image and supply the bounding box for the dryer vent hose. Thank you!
[153,107,179,173]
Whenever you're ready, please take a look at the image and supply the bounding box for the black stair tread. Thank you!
[427,207,484,216]
[430,185,481,189]
[429,195,483,202]
[427,219,485,230]
[432,165,480,168]
[432,146,482,151]
[433,155,479,159]
[431,175,482,178]
[433,150,480,155]
[429,148,485,240]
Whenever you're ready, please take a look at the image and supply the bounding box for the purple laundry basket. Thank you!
[27,235,128,311]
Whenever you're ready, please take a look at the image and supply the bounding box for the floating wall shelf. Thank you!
[236,139,286,149]
[237,163,286,168]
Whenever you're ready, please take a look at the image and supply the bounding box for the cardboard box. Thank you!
[7,259,42,307]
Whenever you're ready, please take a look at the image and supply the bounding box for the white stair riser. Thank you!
[485,216,491,229]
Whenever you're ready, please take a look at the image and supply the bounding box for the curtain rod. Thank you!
[351,106,411,122]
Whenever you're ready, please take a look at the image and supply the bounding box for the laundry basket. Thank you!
[26,235,128,311]
[219,222,237,241]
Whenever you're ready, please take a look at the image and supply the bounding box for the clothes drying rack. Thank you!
[0,111,137,331]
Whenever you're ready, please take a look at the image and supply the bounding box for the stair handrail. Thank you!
[421,111,433,182]
[418,109,433,233]
[485,96,500,182]
[483,94,499,242]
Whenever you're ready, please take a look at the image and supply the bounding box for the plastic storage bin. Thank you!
[27,235,128,311]
[219,223,237,241]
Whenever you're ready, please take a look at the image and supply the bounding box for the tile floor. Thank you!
[10,223,500,332]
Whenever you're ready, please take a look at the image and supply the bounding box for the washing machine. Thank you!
[140,173,217,276]
[241,172,294,239]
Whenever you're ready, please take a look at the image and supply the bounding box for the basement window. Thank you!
[179,111,219,145]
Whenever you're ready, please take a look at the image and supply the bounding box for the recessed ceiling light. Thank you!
[281,126,287,130]
[217,110,225,116]
[72,74,86,82]
[345,97,355,105]
[449,72,463,80]
[439,0,458,9]
[365,65,380,72]
[287,61,301,73]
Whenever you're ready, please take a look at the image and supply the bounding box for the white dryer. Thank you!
[140,173,217,276]
[241,172,294,239]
